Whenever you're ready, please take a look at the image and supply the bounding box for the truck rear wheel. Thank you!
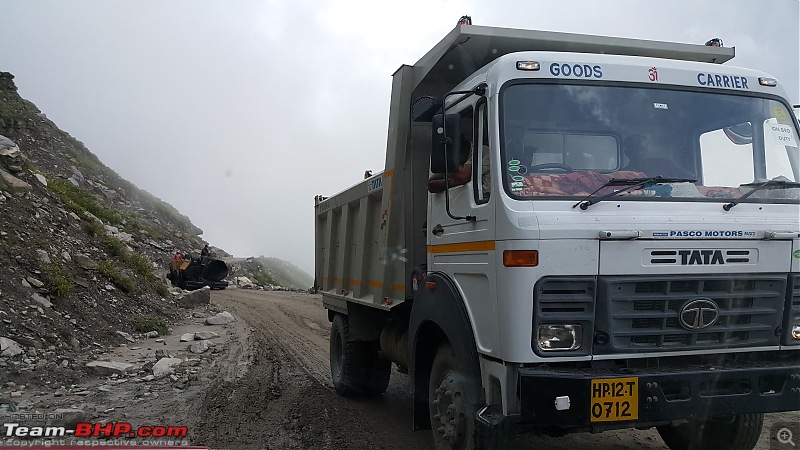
[329,314,391,396]
[656,414,763,450]
[429,343,508,450]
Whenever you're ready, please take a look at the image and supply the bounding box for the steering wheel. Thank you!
[529,163,575,173]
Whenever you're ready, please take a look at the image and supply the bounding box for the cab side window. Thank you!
[475,102,491,202]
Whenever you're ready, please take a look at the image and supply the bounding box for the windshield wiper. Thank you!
[723,179,800,210]
[573,176,696,210]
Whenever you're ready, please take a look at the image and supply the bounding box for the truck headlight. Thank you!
[537,325,582,351]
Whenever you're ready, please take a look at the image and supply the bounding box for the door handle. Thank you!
[432,224,444,236]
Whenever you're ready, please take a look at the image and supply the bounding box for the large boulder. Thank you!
[179,286,211,307]
[0,337,23,357]
[0,168,32,196]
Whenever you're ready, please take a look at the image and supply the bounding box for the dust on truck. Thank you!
[314,23,800,449]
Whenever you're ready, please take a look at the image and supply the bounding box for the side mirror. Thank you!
[723,122,753,145]
[431,113,462,174]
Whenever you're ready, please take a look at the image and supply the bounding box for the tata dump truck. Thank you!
[314,23,800,449]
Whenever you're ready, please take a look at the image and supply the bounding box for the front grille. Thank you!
[598,275,785,352]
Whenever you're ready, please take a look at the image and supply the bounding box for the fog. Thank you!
[2,0,797,274]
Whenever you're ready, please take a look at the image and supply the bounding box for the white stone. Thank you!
[86,360,134,376]
[194,331,219,340]
[152,357,182,378]
[205,311,235,325]
[0,337,23,357]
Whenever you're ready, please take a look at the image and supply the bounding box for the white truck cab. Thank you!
[316,24,800,450]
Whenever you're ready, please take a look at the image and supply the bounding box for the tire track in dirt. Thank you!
[193,289,432,450]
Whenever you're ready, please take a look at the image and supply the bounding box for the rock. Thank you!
[73,277,90,288]
[36,249,51,264]
[47,408,86,429]
[152,357,182,378]
[115,331,135,343]
[115,232,134,243]
[0,168,32,196]
[179,333,194,342]
[86,360,134,376]
[31,293,53,308]
[205,311,235,325]
[34,173,47,187]
[0,337,23,357]
[180,286,211,307]
[101,189,117,201]
[53,387,66,397]
[0,194,5,202]
[25,277,44,288]
[13,336,42,349]
[69,337,80,350]
[104,225,120,234]
[73,255,98,270]
[194,331,219,340]
[142,375,155,382]
[144,331,159,339]
[21,279,31,288]
[61,251,71,262]
[188,340,214,354]
[67,177,79,187]
[154,349,171,359]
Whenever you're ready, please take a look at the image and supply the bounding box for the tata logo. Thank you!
[679,298,720,331]
[678,250,724,265]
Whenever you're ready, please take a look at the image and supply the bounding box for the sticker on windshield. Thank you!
[773,107,789,123]
[768,123,798,147]
[654,103,668,110]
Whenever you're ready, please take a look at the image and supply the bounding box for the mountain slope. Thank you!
[0,71,209,386]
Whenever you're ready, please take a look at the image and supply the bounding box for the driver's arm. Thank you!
[428,163,473,193]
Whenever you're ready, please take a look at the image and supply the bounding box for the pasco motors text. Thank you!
[3,422,188,438]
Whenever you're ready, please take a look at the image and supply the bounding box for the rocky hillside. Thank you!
[223,256,313,291]
[0,72,211,387]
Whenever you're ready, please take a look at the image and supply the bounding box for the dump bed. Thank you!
[314,24,734,310]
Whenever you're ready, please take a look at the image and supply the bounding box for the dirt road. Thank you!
[193,289,798,450]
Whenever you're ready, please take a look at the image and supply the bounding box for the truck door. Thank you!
[427,100,500,352]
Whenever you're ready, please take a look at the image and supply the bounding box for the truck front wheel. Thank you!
[656,414,763,450]
[429,343,508,450]
[329,314,391,396]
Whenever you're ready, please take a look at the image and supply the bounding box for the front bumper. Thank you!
[519,360,800,427]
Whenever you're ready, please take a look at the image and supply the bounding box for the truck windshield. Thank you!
[501,82,800,203]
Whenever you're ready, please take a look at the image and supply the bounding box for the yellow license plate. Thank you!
[590,377,638,422]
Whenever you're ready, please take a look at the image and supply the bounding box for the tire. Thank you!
[657,414,763,450]
[362,346,391,396]
[429,343,509,450]
[329,314,391,396]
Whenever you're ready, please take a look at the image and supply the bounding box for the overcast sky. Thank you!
[2,0,798,274]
